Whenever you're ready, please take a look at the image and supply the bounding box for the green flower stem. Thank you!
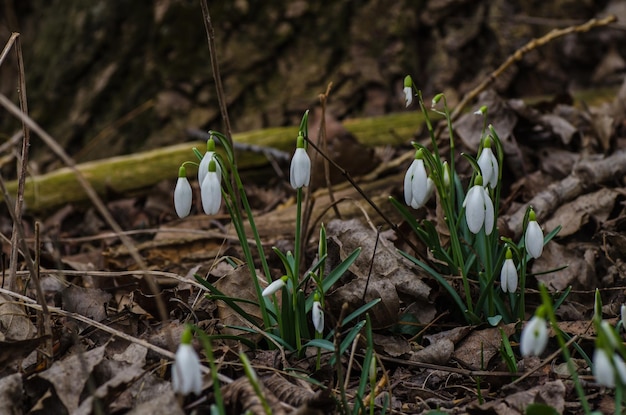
[538,284,590,413]
[293,186,304,352]
[220,186,271,329]
[416,94,473,317]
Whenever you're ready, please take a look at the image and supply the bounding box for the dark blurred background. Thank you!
[1,0,624,169]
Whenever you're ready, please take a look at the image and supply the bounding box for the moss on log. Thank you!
[5,112,423,212]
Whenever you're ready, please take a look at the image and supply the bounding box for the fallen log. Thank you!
[3,112,422,212]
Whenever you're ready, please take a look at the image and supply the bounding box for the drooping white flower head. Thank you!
[621,304,626,331]
[201,159,222,215]
[477,137,499,189]
[404,149,434,209]
[198,137,221,186]
[312,294,324,333]
[172,327,203,395]
[520,314,548,357]
[290,133,311,189]
[403,75,413,108]
[174,166,193,218]
[463,175,494,235]
[525,209,544,259]
[262,276,287,297]
[593,348,617,388]
[500,248,517,293]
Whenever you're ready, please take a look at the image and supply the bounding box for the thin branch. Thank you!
[450,14,617,121]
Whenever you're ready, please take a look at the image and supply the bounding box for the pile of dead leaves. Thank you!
[3,77,626,413]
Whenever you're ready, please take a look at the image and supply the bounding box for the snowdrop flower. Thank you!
[477,137,498,189]
[431,93,443,109]
[525,209,544,258]
[201,159,221,215]
[174,166,193,218]
[404,150,434,209]
[403,75,413,107]
[520,314,548,357]
[290,133,311,189]
[474,105,487,116]
[312,294,324,333]
[621,304,626,331]
[500,248,517,293]
[198,137,221,186]
[172,327,202,395]
[592,348,626,388]
[262,276,287,297]
[593,348,614,387]
[463,175,494,235]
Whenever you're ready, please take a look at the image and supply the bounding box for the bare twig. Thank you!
[0,93,174,351]
[0,286,233,384]
[0,32,19,67]
[450,15,617,121]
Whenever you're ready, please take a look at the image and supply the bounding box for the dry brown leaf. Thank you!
[29,346,106,413]
[545,188,618,237]
[326,219,432,329]
[533,242,595,291]
[453,324,515,370]
[222,376,285,415]
[74,360,145,415]
[0,335,50,368]
[469,380,565,414]
[0,373,22,415]
[372,333,412,357]
[213,263,264,342]
[0,294,37,341]
[62,285,112,323]
[409,338,454,365]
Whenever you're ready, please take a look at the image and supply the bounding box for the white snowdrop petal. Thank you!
[410,159,428,208]
[201,172,221,215]
[290,148,311,189]
[500,258,518,293]
[483,188,495,235]
[464,186,485,234]
[312,301,324,333]
[520,316,548,357]
[262,279,285,297]
[404,86,413,107]
[593,348,615,388]
[525,220,544,258]
[172,344,203,395]
[174,177,193,218]
[403,160,417,206]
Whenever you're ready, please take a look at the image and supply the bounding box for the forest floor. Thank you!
[2,16,626,415]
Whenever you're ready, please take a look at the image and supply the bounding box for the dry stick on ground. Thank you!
[0,286,234,384]
[0,93,175,351]
[449,14,617,122]
[504,149,626,239]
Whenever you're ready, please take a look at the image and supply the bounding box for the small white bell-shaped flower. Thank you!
[477,136,499,189]
[500,248,517,293]
[463,175,494,235]
[174,166,193,218]
[172,327,203,395]
[593,348,614,387]
[312,293,324,333]
[621,304,626,331]
[198,137,221,186]
[403,75,413,108]
[262,276,287,297]
[520,313,548,357]
[290,133,311,189]
[201,159,222,215]
[525,209,544,258]
[404,149,434,209]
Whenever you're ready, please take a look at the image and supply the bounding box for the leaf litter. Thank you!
[3,29,626,415]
